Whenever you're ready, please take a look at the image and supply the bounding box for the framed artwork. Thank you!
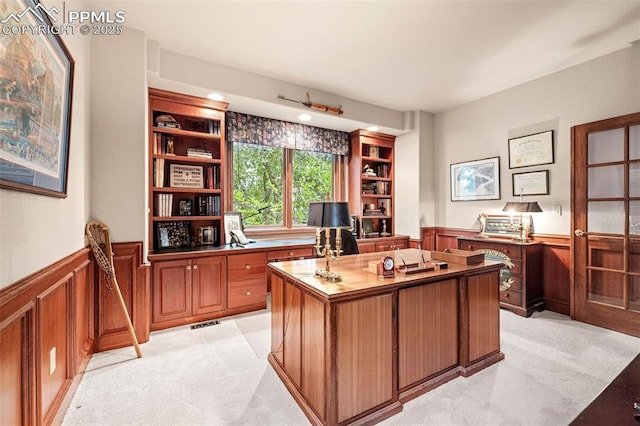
[155,221,191,249]
[0,0,75,197]
[223,211,244,243]
[508,130,554,169]
[512,170,549,196]
[450,157,500,201]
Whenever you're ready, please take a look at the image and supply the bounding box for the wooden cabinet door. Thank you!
[192,255,226,315]
[152,259,192,323]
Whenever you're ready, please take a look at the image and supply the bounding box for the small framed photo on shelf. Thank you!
[199,226,215,245]
[223,211,244,243]
[178,199,192,216]
[369,146,379,158]
[512,170,549,196]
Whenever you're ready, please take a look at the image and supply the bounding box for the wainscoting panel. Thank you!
[0,248,94,425]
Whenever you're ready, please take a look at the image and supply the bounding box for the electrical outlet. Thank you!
[49,347,56,375]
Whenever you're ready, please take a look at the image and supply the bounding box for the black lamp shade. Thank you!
[307,202,352,228]
[502,202,543,213]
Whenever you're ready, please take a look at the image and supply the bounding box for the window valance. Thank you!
[226,111,349,155]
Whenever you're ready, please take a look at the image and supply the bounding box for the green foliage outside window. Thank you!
[232,142,333,227]
[292,150,332,225]
[233,143,283,225]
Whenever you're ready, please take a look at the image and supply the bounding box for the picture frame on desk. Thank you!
[223,211,244,244]
[199,226,215,245]
[0,0,74,198]
[450,156,500,201]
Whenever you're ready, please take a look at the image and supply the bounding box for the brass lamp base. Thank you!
[315,269,342,282]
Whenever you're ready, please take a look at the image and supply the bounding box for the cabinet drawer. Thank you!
[268,247,313,261]
[228,278,266,309]
[377,238,408,251]
[500,289,522,307]
[458,240,523,261]
[227,252,267,281]
[357,241,377,253]
[501,274,522,292]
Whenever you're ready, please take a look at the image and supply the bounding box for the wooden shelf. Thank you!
[152,125,221,140]
[153,154,222,164]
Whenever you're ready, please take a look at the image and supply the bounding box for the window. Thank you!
[231,141,338,229]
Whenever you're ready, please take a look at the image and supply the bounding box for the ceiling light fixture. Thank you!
[298,113,311,122]
[207,92,224,101]
[367,126,379,132]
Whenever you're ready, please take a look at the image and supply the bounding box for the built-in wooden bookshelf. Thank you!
[348,129,395,238]
[148,88,228,251]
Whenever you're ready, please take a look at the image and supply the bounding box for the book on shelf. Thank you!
[195,195,221,216]
[155,193,173,217]
[187,147,213,158]
[153,158,165,187]
[363,208,383,216]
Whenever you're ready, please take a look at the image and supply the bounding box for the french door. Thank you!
[572,112,640,337]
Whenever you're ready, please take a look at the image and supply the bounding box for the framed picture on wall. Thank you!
[0,0,75,197]
[508,130,554,169]
[512,170,549,196]
[450,157,501,201]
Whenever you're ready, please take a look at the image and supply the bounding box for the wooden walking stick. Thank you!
[85,221,142,358]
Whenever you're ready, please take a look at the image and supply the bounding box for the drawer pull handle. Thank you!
[246,264,251,269]
[246,291,251,296]
[289,251,294,256]
[186,265,191,270]
[193,265,198,270]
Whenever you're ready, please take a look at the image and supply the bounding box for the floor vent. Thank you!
[190,320,220,330]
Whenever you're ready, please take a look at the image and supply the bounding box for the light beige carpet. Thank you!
[62,307,639,425]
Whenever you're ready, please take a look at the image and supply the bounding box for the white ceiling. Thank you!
[102,1,640,115]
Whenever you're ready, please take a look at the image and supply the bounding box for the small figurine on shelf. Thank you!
[166,137,175,155]
[380,219,390,237]
[363,164,377,177]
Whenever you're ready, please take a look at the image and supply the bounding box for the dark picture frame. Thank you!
[512,170,549,196]
[450,156,501,201]
[155,221,191,249]
[0,0,75,197]
[508,130,554,169]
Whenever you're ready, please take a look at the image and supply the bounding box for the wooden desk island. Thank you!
[268,249,505,425]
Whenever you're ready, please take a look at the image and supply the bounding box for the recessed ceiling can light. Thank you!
[298,113,311,121]
[367,126,379,132]
[207,92,224,101]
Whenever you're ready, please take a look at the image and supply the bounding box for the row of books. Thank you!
[361,181,390,195]
[156,193,174,217]
[153,132,174,155]
[187,146,213,159]
[155,118,222,136]
[376,164,390,178]
[195,195,221,216]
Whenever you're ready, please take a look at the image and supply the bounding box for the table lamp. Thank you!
[502,200,543,242]
[307,201,352,281]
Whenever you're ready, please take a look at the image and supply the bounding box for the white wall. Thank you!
[395,111,435,239]
[89,28,147,250]
[432,43,640,235]
[0,6,91,288]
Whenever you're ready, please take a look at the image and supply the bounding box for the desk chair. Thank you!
[319,228,360,255]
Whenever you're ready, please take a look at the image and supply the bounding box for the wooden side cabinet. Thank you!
[227,252,267,309]
[151,255,226,329]
[357,235,409,254]
[458,237,543,317]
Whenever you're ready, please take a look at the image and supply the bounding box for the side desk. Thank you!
[458,237,543,317]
